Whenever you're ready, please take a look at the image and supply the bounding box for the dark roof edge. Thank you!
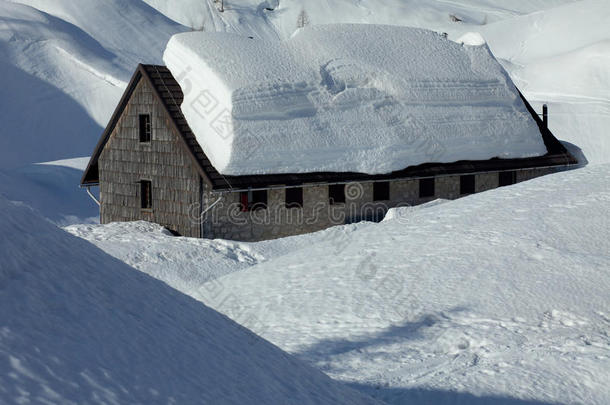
[140,65,213,188]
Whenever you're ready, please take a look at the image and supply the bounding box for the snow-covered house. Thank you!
[81,25,577,241]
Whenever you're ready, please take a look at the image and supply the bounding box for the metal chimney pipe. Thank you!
[542,104,548,129]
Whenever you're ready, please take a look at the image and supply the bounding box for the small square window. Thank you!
[285,187,303,208]
[373,182,390,201]
[329,184,345,205]
[460,175,475,195]
[140,180,152,209]
[499,171,517,187]
[240,190,268,211]
[139,114,151,142]
[419,178,435,198]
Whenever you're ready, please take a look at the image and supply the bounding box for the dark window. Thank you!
[329,184,345,204]
[285,187,303,208]
[499,171,517,187]
[460,175,475,195]
[419,178,435,198]
[140,180,152,209]
[139,114,151,142]
[373,182,390,201]
[240,190,268,211]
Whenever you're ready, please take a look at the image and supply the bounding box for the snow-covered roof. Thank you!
[165,24,547,176]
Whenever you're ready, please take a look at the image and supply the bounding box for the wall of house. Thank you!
[98,79,202,237]
[96,79,557,241]
[201,167,557,242]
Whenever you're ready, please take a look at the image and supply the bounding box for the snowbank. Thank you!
[0,195,377,404]
[164,24,548,175]
[67,164,610,404]
[197,165,610,404]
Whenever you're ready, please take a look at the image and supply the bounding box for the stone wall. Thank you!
[201,167,558,242]
[99,79,202,237]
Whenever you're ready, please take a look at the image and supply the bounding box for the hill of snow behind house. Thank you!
[0,192,379,405]
[471,0,610,165]
[0,0,186,169]
[68,164,610,405]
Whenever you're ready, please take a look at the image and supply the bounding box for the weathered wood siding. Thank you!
[99,79,202,237]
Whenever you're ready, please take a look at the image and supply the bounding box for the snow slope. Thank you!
[472,0,610,165]
[0,193,379,405]
[0,158,98,225]
[165,24,547,175]
[144,0,578,38]
[68,165,610,404]
[0,0,186,168]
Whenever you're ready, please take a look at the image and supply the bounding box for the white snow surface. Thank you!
[68,165,610,404]
[164,24,548,175]
[0,193,378,405]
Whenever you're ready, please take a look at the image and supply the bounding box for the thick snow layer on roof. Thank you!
[164,24,548,175]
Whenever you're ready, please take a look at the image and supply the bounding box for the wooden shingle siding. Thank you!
[99,79,202,237]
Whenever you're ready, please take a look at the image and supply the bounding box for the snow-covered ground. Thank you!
[67,164,610,405]
[2,1,610,403]
[165,25,546,175]
[0,193,379,404]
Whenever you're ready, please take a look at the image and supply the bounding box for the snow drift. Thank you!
[163,24,548,176]
[0,195,377,404]
[67,164,610,405]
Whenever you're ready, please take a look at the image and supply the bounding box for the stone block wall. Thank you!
[201,167,558,242]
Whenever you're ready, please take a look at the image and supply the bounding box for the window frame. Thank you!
[328,184,346,205]
[460,175,476,195]
[285,187,304,209]
[419,178,435,198]
[498,171,517,187]
[139,113,152,143]
[240,190,268,211]
[373,181,390,201]
[140,179,153,210]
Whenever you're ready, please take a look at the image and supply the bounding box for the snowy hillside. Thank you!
[0,193,378,404]
[68,164,610,405]
[0,0,185,168]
